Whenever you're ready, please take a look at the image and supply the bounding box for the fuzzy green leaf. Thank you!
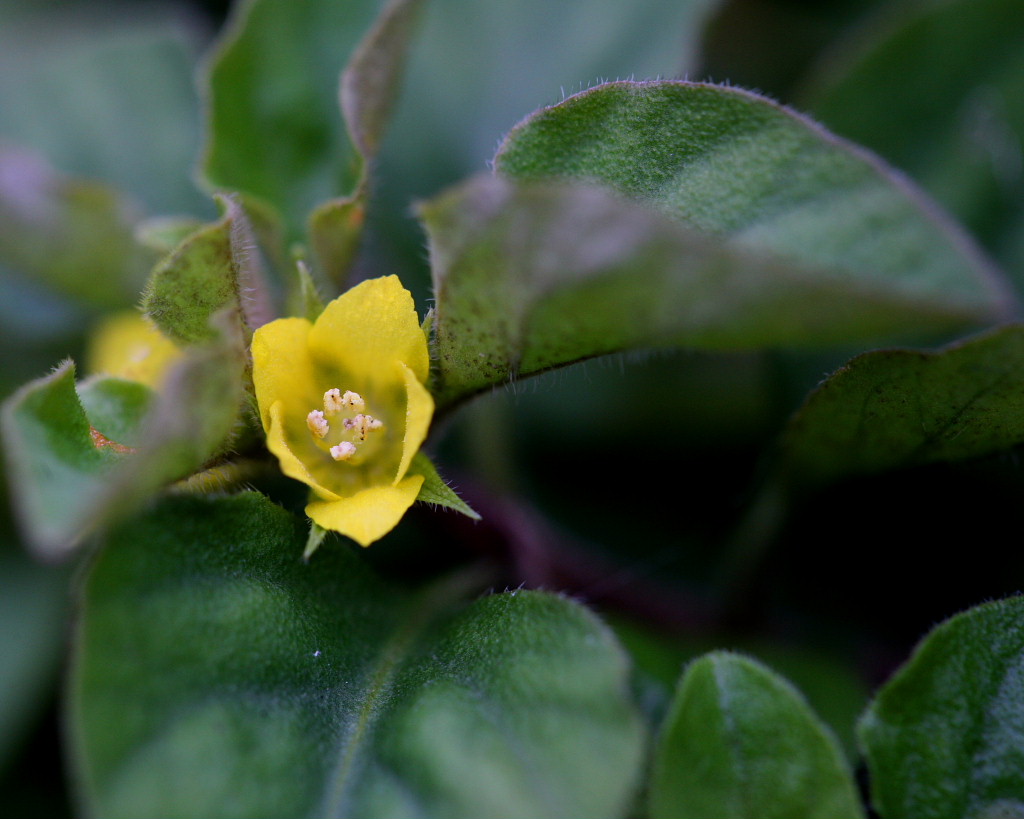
[781,326,1024,487]
[0,362,148,558]
[423,172,1008,410]
[802,0,1024,269]
[84,315,249,529]
[201,0,378,232]
[859,596,1024,819]
[142,196,271,346]
[70,492,644,819]
[409,451,480,519]
[0,150,154,308]
[650,652,864,819]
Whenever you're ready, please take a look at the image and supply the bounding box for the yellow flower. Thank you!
[87,311,181,388]
[251,275,433,546]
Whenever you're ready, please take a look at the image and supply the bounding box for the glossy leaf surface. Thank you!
[859,596,1024,819]
[650,652,863,819]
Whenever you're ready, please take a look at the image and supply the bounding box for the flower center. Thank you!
[306,389,385,463]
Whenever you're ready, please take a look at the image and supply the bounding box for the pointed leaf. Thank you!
[859,596,1024,819]
[0,149,154,308]
[84,314,249,531]
[70,492,644,819]
[0,362,149,558]
[201,0,378,232]
[423,174,1008,410]
[781,326,1024,487]
[650,651,864,819]
[409,451,480,519]
[142,195,272,346]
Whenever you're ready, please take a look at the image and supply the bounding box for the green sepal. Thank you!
[859,596,1024,819]
[409,451,481,520]
[303,520,330,561]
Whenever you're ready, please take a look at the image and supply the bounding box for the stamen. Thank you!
[323,388,344,413]
[344,414,383,441]
[324,388,365,413]
[306,410,329,438]
[330,442,357,461]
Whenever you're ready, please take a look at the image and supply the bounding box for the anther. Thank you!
[306,410,329,438]
[330,442,357,461]
[343,414,383,441]
[324,388,365,413]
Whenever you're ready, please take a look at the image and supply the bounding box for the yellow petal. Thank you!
[306,474,425,547]
[251,317,314,431]
[87,311,180,388]
[396,360,433,484]
[307,276,429,388]
[266,401,342,502]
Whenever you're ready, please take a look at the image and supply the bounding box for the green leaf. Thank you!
[0,551,69,768]
[70,492,644,819]
[142,196,272,346]
[77,377,155,452]
[409,451,480,519]
[801,0,1024,268]
[780,326,1024,487]
[201,0,379,232]
[495,81,1005,311]
[83,315,249,531]
[423,171,1008,410]
[341,0,426,166]
[0,149,154,308]
[859,596,1024,819]
[0,5,208,216]
[1,361,142,558]
[650,651,864,819]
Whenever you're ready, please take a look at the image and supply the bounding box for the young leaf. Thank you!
[201,0,377,232]
[142,195,272,346]
[859,596,1024,819]
[311,0,425,285]
[780,326,1024,487]
[82,314,249,532]
[1,362,148,558]
[650,651,864,819]
[422,175,1008,410]
[70,492,644,819]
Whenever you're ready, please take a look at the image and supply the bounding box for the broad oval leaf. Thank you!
[425,81,1013,409]
[781,326,1024,487]
[495,81,1006,310]
[650,651,863,819]
[423,174,1007,411]
[859,596,1024,819]
[70,492,644,819]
